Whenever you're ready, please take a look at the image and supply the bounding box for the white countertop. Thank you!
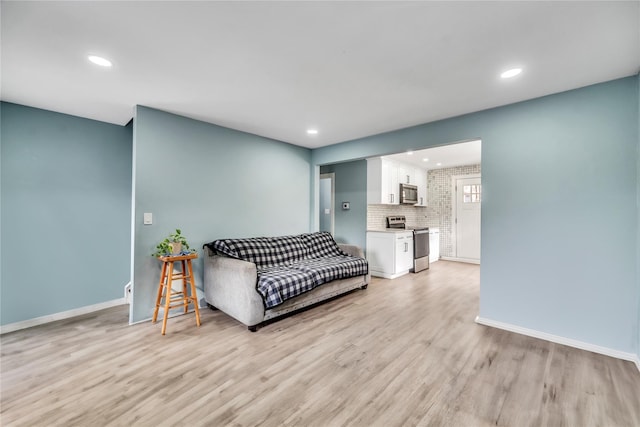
[367,229,412,234]
[368,227,439,233]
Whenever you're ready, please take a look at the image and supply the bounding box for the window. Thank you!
[463,184,481,203]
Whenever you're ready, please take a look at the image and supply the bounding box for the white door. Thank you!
[319,173,334,235]
[455,176,481,261]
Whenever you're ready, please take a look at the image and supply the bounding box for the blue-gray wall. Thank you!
[313,76,639,356]
[2,75,638,362]
[0,102,132,325]
[320,160,367,251]
[637,73,640,360]
[131,106,311,323]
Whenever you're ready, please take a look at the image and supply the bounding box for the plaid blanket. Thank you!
[205,232,369,309]
[257,255,369,309]
[207,235,309,268]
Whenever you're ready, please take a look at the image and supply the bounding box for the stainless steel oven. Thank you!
[386,215,430,273]
[411,228,430,273]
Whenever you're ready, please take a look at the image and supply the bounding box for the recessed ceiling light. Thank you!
[407,151,414,155]
[422,158,429,162]
[88,55,112,67]
[436,162,442,166]
[307,129,318,135]
[500,68,522,79]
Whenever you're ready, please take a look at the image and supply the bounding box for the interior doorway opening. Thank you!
[313,138,482,269]
[369,139,482,266]
[319,173,335,235]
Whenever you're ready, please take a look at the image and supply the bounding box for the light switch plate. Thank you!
[143,212,153,225]
[324,208,331,214]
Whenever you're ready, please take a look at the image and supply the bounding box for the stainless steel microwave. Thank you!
[399,183,418,204]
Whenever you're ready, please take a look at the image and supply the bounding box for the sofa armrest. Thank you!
[338,243,364,258]
[338,244,370,285]
[203,254,265,327]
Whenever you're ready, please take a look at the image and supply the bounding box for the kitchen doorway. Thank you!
[319,173,335,235]
[452,174,481,263]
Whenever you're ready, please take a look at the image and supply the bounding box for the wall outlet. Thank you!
[124,282,132,304]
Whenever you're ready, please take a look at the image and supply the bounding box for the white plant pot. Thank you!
[169,242,182,255]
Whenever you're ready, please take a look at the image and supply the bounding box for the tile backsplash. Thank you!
[367,204,429,230]
[366,163,481,258]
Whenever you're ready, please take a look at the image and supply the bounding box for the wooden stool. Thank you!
[152,253,201,335]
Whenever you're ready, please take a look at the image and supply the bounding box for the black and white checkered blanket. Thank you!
[257,255,368,308]
[206,232,369,309]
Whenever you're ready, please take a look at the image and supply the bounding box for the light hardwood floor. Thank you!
[2,261,639,426]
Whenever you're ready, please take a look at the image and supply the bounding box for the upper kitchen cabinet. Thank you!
[367,156,428,206]
[414,168,427,207]
[397,164,415,185]
[367,157,399,204]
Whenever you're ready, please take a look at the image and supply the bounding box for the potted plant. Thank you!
[152,229,196,257]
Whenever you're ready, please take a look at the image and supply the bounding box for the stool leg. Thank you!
[181,259,188,314]
[152,261,168,323]
[187,259,201,327]
[161,260,174,335]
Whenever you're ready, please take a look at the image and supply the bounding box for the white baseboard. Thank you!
[128,307,204,326]
[475,316,640,373]
[0,298,127,335]
[440,256,480,265]
[128,298,208,326]
[370,270,411,280]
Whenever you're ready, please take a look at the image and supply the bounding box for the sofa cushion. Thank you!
[208,234,309,268]
[257,255,369,309]
[210,237,276,267]
[300,231,345,258]
[257,265,317,308]
[271,235,310,264]
[293,255,369,285]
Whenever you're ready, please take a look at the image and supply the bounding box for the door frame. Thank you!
[450,173,481,264]
[319,173,335,235]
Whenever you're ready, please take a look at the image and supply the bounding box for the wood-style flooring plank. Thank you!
[1,261,639,426]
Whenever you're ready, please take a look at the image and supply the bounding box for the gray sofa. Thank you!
[203,232,370,331]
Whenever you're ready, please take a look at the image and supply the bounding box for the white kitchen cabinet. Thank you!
[414,168,427,207]
[387,161,399,204]
[367,231,414,279]
[367,157,399,205]
[397,164,415,185]
[429,228,440,263]
[368,157,429,206]
[395,233,414,273]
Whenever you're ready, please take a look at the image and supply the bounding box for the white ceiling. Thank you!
[2,1,638,149]
[385,139,481,171]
